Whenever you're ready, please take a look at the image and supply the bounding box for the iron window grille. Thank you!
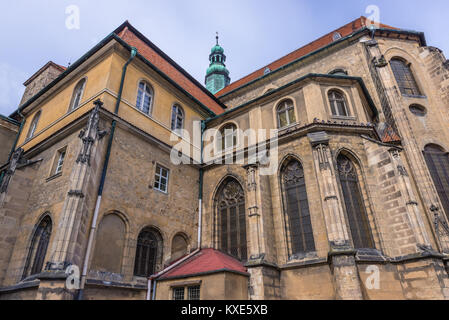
[390,59,421,96]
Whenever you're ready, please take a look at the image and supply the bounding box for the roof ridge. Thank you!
[215,16,399,97]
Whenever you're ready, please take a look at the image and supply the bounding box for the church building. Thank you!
[1,16,449,300]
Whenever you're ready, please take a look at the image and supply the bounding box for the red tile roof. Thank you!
[158,248,248,280]
[380,124,401,143]
[215,17,397,97]
[115,22,226,115]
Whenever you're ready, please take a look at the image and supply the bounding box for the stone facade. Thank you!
[1,19,449,300]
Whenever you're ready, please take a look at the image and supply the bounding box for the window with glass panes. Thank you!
[328,90,349,117]
[188,286,200,300]
[136,81,153,114]
[172,287,184,300]
[390,59,421,96]
[277,99,296,128]
[55,149,66,174]
[154,165,169,193]
[171,105,184,132]
[219,124,237,151]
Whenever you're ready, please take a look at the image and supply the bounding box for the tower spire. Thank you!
[205,33,230,94]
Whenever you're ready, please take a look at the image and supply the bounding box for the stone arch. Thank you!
[170,232,190,262]
[213,176,248,261]
[133,225,164,277]
[91,212,127,274]
[22,213,53,280]
[278,155,316,258]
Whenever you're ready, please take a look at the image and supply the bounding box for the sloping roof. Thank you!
[114,21,226,115]
[23,61,66,86]
[158,248,248,280]
[215,17,398,98]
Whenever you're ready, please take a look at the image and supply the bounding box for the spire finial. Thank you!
[216,32,219,45]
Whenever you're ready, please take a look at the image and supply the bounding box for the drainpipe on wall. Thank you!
[146,120,207,300]
[77,47,137,300]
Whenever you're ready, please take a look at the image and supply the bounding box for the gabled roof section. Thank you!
[114,21,227,115]
[158,248,248,280]
[215,17,400,98]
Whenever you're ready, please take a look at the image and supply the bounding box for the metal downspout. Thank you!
[77,47,137,300]
[148,120,207,300]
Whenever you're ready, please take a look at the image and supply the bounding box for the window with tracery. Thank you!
[424,144,449,219]
[23,216,52,279]
[281,160,315,255]
[337,154,374,249]
[216,179,247,261]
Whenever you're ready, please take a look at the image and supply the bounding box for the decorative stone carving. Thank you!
[373,55,388,68]
[0,148,24,193]
[76,99,108,165]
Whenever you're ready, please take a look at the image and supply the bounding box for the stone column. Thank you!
[365,39,449,253]
[389,148,432,248]
[244,163,280,300]
[308,131,363,300]
[42,100,108,299]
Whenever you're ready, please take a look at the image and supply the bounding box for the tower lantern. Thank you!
[205,33,230,94]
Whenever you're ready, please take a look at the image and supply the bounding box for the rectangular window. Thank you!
[188,286,200,300]
[154,164,169,193]
[172,287,184,301]
[55,150,66,175]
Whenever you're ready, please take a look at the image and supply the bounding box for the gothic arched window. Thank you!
[134,228,162,277]
[281,159,315,255]
[219,124,237,151]
[27,111,41,140]
[277,99,296,128]
[216,178,247,261]
[390,58,421,96]
[424,144,449,219]
[171,104,184,132]
[23,216,52,279]
[136,81,154,114]
[337,154,374,249]
[69,78,86,112]
[328,90,349,117]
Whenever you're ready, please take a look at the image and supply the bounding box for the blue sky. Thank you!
[0,0,448,116]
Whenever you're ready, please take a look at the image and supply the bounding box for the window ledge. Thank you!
[330,115,356,121]
[46,172,62,182]
[402,94,427,99]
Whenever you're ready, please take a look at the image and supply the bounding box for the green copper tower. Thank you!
[205,33,230,94]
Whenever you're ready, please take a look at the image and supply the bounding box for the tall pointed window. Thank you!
[136,81,153,114]
[26,111,41,140]
[424,144,449,219]
[171,104,184,133]
[277,99,296,128]
[281,159,315,256]
[134,228,162,277]
[216,178,247,261]
[69,78,86,111]
[219,124,237,151]
[328,90,349,117]
[337,154,374,249]
[390,58,421,96]
[22,216,52,279]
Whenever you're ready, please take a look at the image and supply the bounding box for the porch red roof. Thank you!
[158,248,248,280]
